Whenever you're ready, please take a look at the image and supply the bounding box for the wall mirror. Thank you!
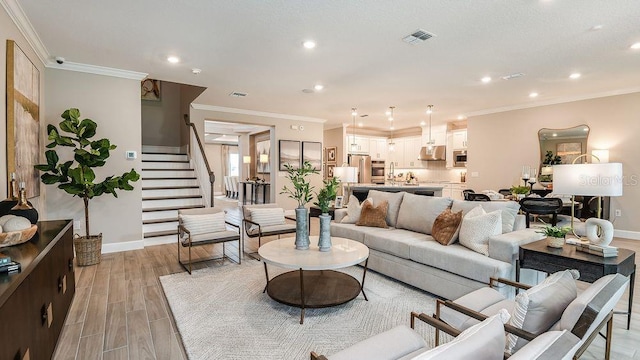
[538,125,590,184]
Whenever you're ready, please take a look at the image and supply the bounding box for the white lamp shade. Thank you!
[333,166,358,183]
[259,154,269,163]
[552,163,623,196]
[243,156,251,164]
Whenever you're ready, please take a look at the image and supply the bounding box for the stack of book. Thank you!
[575,243,618,258]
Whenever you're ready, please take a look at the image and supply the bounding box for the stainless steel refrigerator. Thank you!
[348,154,371,184]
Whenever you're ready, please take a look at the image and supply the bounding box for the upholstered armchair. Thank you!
[241,204,297,258]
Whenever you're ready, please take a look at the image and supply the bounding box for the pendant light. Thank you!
[350,108,358,152]
[387,106,396,152]
[426,105,435,155]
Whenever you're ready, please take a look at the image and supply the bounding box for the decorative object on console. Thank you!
[584,218,614,246]
[0,173,36,223]
[314,177,339,251]
[0,213,38,248]
[510,185,530,200]
[521,165,531,186]
[537,225,571,248]
[280,160,318,250]
[34,108,140,266]
[9,181,38,224]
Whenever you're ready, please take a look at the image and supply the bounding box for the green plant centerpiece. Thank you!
[537,225,571,248]
[35,108,140,265]
[313,177,340,252]
[280,160,318,250]
[510,185,530,200]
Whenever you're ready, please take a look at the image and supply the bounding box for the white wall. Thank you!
[43,69,143,245]
[467,92,640,234]
[141,81,181,146]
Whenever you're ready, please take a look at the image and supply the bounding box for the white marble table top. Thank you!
[258,236,369,271]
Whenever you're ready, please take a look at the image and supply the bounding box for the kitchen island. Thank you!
[350,183,444,202]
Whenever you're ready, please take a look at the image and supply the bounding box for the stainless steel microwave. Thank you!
[453,150,467,167]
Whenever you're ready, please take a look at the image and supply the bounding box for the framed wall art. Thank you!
[302,141,322,171]
[557,142,582,164]
[279,140,300,171]
[256,139,270,173]
[325,146,337,163]
[141,78,161,101]
[6,40,40,198]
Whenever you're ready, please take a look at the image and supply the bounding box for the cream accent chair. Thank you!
[241,203,297,258]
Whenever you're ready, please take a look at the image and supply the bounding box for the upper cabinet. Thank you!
[369,138,388,160]
[452,129,467,149]
[348,136,370,154]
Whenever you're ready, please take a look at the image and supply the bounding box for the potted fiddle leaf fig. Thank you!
[313,177,339,251]
[280,160,318,250]
[35,108,140,266]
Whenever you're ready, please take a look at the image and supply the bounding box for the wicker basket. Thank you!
[74,233,102,266]
[547,236,565,248]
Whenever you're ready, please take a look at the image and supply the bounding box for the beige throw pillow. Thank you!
[458,205,502,256]
[432,208,464,245]
[340,196,371,224]
[356,200,389,228]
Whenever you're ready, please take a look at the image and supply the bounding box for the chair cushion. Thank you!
[185,230,240,245]
[412,314,506,360]
[368,190,405,227]
[439,287,506,329]
[356,200,389,228]
[432,208,463,245]
[249,207,285,227]
[506,270,578,353]
[508,330,580,360]
[180,212,226,235]
[396,193,453,235]
[246,223,296,236]
[451,200,520,233]
[459,206,502,256]
[340,196,372,224]
[328,324,428,360]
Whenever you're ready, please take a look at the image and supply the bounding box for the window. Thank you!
[229,153,239,176]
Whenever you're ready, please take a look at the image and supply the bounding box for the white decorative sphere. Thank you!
[585,218,614,246]
[0,215,16,226]
[3,216,31,232]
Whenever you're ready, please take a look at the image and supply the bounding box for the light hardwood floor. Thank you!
[53,203,640,359]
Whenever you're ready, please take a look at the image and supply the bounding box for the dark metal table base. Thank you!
[263,260,369,324]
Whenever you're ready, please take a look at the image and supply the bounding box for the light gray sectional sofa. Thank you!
[331,190,543,300]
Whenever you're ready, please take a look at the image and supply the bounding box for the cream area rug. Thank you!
[160,260,436,360]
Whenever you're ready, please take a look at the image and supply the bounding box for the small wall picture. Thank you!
[325,146,337,163]
[326,163,335,179]
[256,139,270,174]
[141,79,161,101]
[302,141,322,170]
[279,140,300,170]
[334,195,344,209]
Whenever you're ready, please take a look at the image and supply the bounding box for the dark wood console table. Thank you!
[0,220,75,360]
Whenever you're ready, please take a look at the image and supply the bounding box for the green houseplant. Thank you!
[280,160,318,250]
[510,185,530,200]
[313,177,339,252]
[35,108,140,265]
[537,225,571,248]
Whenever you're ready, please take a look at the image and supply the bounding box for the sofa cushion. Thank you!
[506,270,578,353]
[364,228,432,259]
[356,200,389,228]
[340,195,372,224]
[396,193,453,235]
[409,241,511,284]
[459,206,502,256]
[432,208,463,245]
[451,199,520,233]
[368,190,405,227]
[330,223,366,243]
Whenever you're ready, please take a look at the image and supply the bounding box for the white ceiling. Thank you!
[16,0,640,130]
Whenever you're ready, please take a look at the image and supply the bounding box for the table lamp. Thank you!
[243,156,251,180]
[552,161,623,241]
[333,165,358,204]
[259,153,269,174]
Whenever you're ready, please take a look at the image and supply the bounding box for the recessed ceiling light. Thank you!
[167,56,180,63]
[569,73,581,79]
[314,84,324,91]
[420,121,426,126]
[631,42,640,50]
[529,92,539,98]
[191,68,201,74]
[303,40,316,49]
[457,115,465,120]
[481,76,492,84]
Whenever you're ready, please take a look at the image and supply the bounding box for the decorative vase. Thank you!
[294,207,310,250]
[547,236,565,248]
[318,213,332,252]
[9,182,38,224]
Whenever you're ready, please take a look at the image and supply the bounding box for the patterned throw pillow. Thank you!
[180,212,226,236]
[250,207,285,227]
[340,196,372,224]
[432,208,464,245]
[458,205,502,256]
[356,200,389,228]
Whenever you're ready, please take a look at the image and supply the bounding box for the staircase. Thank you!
[141,148,205,246]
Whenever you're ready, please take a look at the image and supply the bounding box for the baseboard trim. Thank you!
[614,229,640,240]
[144,236,176,247]
[102,240,145,254]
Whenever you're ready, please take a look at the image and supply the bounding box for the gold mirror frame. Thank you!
[538,125,590,184]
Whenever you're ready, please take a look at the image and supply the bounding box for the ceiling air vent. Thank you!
[402,29,436,44]
[501,73,525,80]
[229,91,248,97]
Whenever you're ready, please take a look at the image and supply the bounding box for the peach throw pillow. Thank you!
[356,200,389,228]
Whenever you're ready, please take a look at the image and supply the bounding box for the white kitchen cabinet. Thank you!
[403,137,422,168]
[450,184,466,200]
[452,130,467,149]
[348,136,370,153]
[388,138,405,168]
[369,138,388,160]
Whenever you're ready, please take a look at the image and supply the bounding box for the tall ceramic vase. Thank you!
[295,207,310,250]
[318,214,332,252]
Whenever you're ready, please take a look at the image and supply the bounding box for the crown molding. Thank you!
[2,0,147,80]
[191,103,327,123]
[466,87,640,118]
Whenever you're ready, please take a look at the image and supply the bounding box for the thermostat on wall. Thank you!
[125,151,137,160]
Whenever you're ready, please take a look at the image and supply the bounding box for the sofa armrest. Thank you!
[513,214,526,231]
[334,208,348,223]
[488,228,544,264]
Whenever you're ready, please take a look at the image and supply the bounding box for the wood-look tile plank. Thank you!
[65,286,91,325]
[76,265,97,288]
[81,293,108,337]
[102,347,128,360]
[103,301,127,351]
[143,285,169,321]
[91,270,110,296]
[150,318,184,360]
[126,278,145,312]
[76,333,104,360]
[107,273,126,304]
[53,322,83,360]
[127,310,157,360]
[141,265,158,287]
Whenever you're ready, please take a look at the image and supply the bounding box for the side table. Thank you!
[517,239,635,330]
[309,206,336,220]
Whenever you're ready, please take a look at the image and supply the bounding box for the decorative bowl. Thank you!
[0,224,38,248]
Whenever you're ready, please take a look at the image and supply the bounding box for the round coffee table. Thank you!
[258,236,370,324]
